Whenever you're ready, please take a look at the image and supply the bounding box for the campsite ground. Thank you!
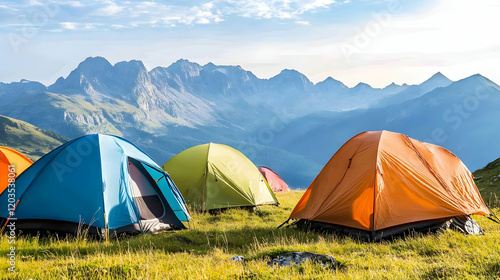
[0,191,499,279]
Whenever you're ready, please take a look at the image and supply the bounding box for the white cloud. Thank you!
[0,0,339,31]
[197,18,210,24]
[82,23,98,30]
[59,22,99,30]
[60,22,77,30]
[295,20,310,25]
[95,1,125,16]
[295,0,335,14]
[234,0,334,19]
[203,2,214,9]
[241,2,272,18]
[0,4,18,11]
[27,0,43,6]
[111,24,126,29]
[64,1,85,8]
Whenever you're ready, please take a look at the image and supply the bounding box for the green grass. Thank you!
[1,191,499,279]
[0,115,68,160]
[474,157,500,208]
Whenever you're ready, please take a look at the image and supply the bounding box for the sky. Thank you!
[1,0,500,88]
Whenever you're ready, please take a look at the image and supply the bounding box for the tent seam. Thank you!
[309,139,365,219]
[404,135,468,214]
[97,134,110,237]
[203,143,211,211]
[372,131,384,232]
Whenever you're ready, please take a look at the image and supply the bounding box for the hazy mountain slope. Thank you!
[0,115,68,160]
[272,74,500,171]
[132,126,322,189]
[1,56,498,188]
[0,92,124,137]
[377,72,453,107]
[0,80,47,106]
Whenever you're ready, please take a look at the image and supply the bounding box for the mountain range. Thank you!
[0,56,499,188]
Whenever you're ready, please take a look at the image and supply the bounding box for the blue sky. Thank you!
[1,0,499,87]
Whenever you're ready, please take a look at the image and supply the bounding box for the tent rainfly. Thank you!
[163,143,278,211]
[258,166,291,193]
[0,134,190,237]
[288,131,497,241]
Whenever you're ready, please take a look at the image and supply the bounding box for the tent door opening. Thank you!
[128,159,166,220]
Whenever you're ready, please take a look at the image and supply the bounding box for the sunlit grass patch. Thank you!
[0,190,499,279]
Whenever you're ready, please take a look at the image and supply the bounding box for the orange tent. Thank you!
[0,147,33,194]
[258,166,291,193]
[290,131,493,239]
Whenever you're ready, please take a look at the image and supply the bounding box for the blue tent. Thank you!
[0,134,190,236]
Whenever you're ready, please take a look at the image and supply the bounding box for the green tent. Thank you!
[162,143,278,211]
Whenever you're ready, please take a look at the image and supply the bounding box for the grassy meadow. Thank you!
[0,115,68,161]
[1,190,499,279]
[474,157,500,204]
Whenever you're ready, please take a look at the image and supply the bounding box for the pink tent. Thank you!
[258,166,291,193]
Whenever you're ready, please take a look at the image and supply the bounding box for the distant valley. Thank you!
[1,57,499,188]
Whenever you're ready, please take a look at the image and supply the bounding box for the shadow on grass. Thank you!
[0,226,330,260]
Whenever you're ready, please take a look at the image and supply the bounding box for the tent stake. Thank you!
[277,218,290,229]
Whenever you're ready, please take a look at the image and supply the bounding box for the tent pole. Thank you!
[104,211,109,242]
[276,218,290,229]
[202,171,207,212]
[203,144,210,212]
